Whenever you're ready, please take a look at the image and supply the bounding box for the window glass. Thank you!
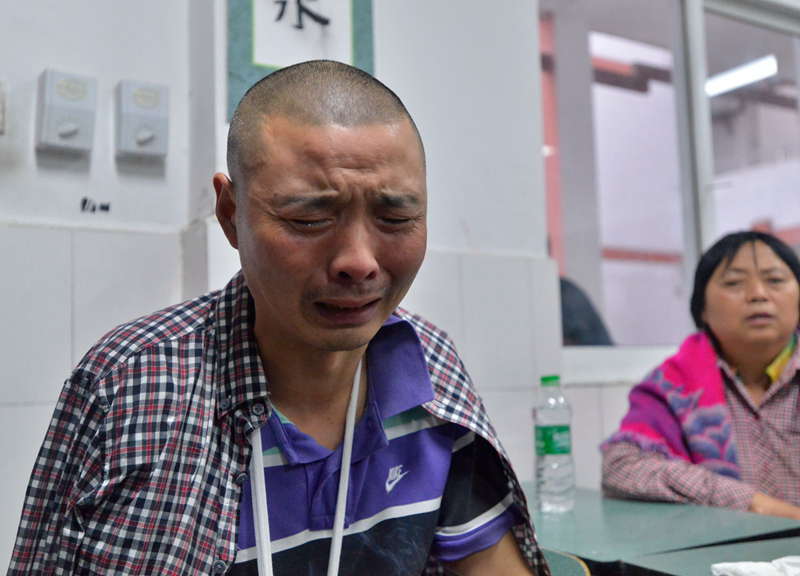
[541,0,694,346]
[705,11,800,250]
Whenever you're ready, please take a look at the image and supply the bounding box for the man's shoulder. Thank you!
[75,290,221,381]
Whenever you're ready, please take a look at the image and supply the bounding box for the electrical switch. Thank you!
[116,80,168,158]
[57,122,80,138]
[135,128,156,146]
[35,69,97,152]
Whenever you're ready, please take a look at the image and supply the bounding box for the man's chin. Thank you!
[316,334,374,352]
[310,323,382,352]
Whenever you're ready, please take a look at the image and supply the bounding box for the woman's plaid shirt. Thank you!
[8,272,548,575]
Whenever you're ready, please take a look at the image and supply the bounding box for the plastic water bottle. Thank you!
[534,374,575,513]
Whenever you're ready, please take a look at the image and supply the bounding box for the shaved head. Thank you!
[227,60,424,186]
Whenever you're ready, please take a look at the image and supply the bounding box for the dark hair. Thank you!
[690,230,800,329]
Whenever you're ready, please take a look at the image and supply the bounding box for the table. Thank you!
[542,548,591,576]
[626,536,800,576]
[524,485,800,573]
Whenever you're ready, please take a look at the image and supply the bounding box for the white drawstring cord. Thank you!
[327,359,362,575]
[250,423,273,576]
[249,359,363,576]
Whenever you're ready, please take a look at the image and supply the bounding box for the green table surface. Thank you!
[626,536,800,576]
[542,548,591,576]
[523,485,800,563]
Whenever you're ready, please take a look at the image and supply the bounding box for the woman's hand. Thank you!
[749,492,800,520]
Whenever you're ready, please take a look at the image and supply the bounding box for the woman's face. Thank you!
[703,241,800,359]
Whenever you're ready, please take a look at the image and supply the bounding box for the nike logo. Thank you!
[385,464,409,494]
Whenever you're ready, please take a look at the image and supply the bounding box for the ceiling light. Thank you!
[705,54,778,97]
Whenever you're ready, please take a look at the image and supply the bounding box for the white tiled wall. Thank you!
[400,249,465,347]
[460,254,538,390]
[72,229,181,362]
[205,215,241,293]
[481,388,537,483]
[0,226,72,404]
[563,386,604,489]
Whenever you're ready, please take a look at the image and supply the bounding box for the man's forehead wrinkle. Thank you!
[257,112,422,163]
[269,122,403,167]
[243,184,276,213]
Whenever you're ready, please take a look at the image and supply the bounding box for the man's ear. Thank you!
[213,173,239,249]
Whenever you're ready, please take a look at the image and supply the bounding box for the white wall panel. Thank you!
[481,388,536,483]
[460,254,537,391]
[72,230,181,363]
[0,225,71,403]
[399,249,465,348]
[564,386,604,489]
[601,384,634,439]
[205,216,241,293]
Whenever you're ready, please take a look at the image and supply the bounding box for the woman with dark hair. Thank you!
[601,231,800,519]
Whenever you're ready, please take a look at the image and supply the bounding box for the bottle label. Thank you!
[535,425,571,455]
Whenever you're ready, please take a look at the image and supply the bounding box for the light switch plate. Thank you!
[116,80,169,158]
[35,69,97,152]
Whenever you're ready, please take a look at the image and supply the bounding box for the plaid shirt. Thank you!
[9,272,548,575]
[603,345,800,510]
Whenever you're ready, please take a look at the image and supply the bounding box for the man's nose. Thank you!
[329,223,379,283]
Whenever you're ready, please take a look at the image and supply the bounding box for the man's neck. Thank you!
[256,339,369,450]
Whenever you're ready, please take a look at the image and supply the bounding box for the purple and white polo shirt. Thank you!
[230,316,520,575]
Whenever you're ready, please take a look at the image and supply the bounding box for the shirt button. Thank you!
[219,397,232,411]
[251,402,266,417]
[212,559,228,574]
[234,471,248,486]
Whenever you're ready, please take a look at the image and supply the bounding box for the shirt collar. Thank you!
[213,272,270,418]
[718,332,800,386]
[366,314,435,420]
[718,332,800,408]
[765,333,797,383]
